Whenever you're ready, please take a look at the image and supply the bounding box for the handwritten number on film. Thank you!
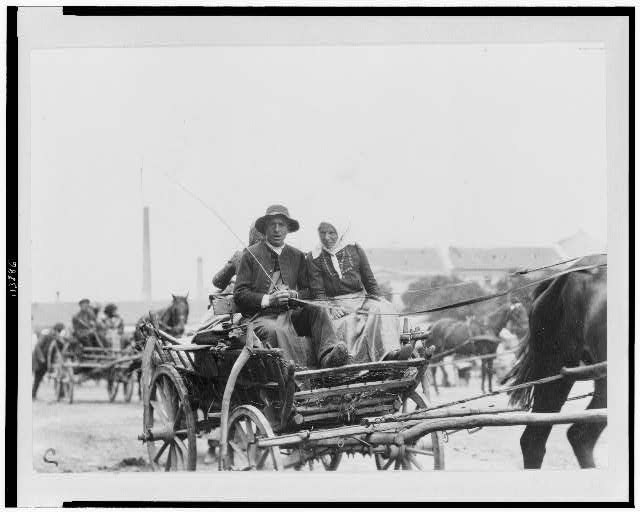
[7,260,17,297]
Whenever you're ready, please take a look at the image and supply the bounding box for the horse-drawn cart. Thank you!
[47,340,141,404]
[137,296,445,471]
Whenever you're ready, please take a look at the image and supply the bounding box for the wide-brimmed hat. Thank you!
[78,298,90,306]
[254,205,300,235]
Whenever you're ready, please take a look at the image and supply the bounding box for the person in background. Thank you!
[72,298,101,347]
[102,303,125,349]
[307,221,412,363]
[212,223,265,293]
[32,322,66,399]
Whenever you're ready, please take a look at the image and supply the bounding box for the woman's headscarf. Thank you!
[312,220,352,279]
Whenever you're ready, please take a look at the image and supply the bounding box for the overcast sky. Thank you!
[30,43,607,302]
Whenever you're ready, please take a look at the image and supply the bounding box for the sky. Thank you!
[29,43,607,302]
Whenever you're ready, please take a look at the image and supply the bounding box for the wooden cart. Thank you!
[47,340,141,404]
[137,296,445,471]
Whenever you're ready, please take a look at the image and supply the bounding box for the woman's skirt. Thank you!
[329,292,400,363]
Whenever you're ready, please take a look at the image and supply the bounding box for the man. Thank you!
[72,298,101,347]
[32,322,65,399]
[234,205,350,368]
[212,223,264,293]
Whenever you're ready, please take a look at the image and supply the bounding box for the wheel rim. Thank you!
[374,391,445,471]
[225,405,282,471]
[143,366,197,471]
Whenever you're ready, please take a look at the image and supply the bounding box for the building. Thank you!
[446,246,566,285]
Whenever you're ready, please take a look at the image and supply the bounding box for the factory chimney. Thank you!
[142,206,152,302]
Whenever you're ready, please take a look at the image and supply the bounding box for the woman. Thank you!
[307,221,411,363]
[102,303,125,349]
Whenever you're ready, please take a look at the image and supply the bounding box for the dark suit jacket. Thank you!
[234,241,311,316]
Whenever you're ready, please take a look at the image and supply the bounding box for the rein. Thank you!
[291,262,607,318]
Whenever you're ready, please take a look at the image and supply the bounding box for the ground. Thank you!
[32,374,607,473]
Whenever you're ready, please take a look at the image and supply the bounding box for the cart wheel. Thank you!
[374,391,445,471]
[143,365,197,471]
[316,452,342,470]
[123,371,136,403]
[141,336,166,405]
[107,375,119,402]
[224,405,283,471]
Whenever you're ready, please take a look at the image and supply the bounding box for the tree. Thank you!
[401,274,501,323]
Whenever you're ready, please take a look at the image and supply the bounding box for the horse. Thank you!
[501,254,606,469]
[426,300,524,394]
[133,293,190,346]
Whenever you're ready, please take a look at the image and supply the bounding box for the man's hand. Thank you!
[268,290,292,307]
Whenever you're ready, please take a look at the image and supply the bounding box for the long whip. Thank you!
[163,172,282,292]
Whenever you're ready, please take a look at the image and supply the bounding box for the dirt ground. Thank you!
[32,373,607,473]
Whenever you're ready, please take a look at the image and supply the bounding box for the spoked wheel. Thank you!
[141,336,167,405]
[143,365,197,471]
[123,371,136,403]
[374,391,445,471]
[224,405,282,471]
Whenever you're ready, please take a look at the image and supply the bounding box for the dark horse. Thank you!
[427,300,524,394]
[133,294,190,346]
[501,255,606,469]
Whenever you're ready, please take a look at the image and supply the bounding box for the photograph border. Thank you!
[7,5,634,507]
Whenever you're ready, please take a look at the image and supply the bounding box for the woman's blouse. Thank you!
[308,244,380,300]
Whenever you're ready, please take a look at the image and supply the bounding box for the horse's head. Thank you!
[466,315,484,333]
[170,293,190,330]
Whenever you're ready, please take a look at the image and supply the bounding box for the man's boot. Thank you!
[383,343,414,362]
[320,343,350,368]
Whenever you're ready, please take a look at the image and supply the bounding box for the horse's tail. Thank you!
[500,330,535,407]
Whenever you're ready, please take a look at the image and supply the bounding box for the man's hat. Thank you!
[53,322,65,332]
[78,298,90,306]
[254,205,300,235]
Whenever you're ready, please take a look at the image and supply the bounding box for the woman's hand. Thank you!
[330,307,347,319]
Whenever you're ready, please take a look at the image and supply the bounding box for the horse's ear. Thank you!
[172,293,176,301]
[185,291,189,300]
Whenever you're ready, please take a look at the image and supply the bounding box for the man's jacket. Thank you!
[234,241,311,316]
[72,309,97,338]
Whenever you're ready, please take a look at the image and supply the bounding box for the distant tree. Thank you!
[401,274,499,323]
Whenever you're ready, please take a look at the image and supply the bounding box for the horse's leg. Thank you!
[32,367,45,399]
[430,367,439,395]
[566,378,607,468]
[480,361,486,393]
[487,358,494,393]
[520,379,573,469]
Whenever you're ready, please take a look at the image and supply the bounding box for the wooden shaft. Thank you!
[398,409,608,445]
[258,408,607,449]
[561,362,607,380]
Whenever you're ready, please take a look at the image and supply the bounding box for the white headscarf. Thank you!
[312,220,352,279]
